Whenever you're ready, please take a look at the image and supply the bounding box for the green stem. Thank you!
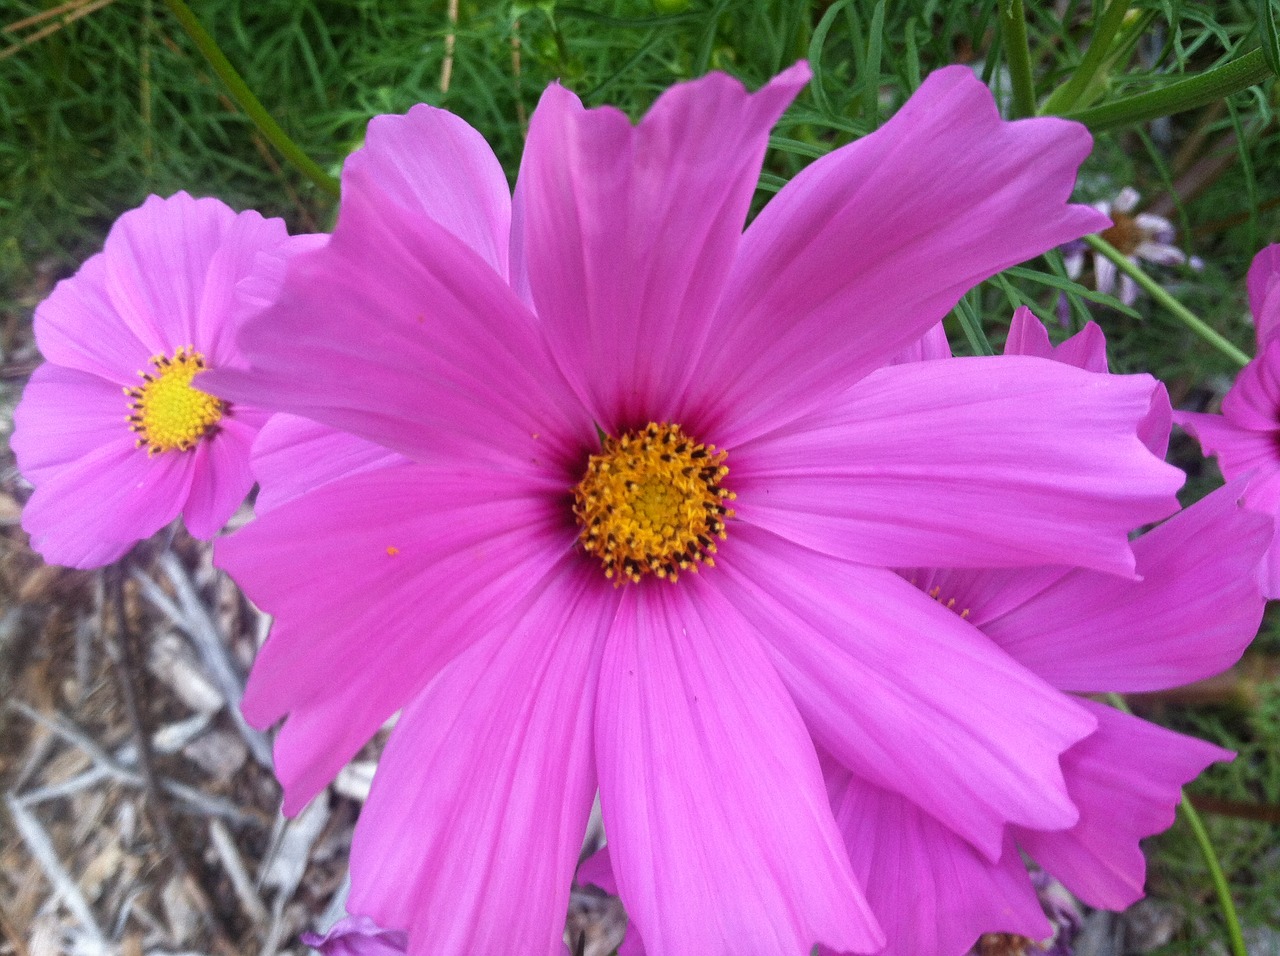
[158,0,340,198]
[1084,234,1249,367]
[1180,792,1249,956]
[1105,695,1246,956]
[1000,0,1037,118]
[1063,48,1274,131]
[1039,0,1131,115]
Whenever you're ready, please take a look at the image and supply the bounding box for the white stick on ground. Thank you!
[6,795,107,946]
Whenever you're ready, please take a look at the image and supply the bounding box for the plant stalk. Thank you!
[158,0,340,198]
[1063,48,1274,131]
[1001,0,1037,118]
[1085,234,1249,366]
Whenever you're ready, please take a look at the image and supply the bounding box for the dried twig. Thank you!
[313,871,351,936]
[261,798,330,898]
[105,564,179,856]
[440,0,459,93]
[511,19,527,135]
[9,701,264,824]
[136,555,272,767]
[18,764,115,805]
[0,896,32,956]
[107,565,244,956]
[4,0,98,32]
[208,820,270,925]
[0,0,118,61]
[6,795,107,945]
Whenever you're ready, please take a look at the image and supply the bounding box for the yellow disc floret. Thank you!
[573,422,735,585]
[124,347,224,455]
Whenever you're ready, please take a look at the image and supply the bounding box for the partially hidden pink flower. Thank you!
[209,66,1185,956]
[836,310,1265,956]
[580,311,1267,956]
[10,192,316,568]
[1176,243,1280,595]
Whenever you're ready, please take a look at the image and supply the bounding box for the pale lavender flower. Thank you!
[1064,187,1202,305]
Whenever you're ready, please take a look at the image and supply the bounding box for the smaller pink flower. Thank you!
[10,192,313,568]
[1176,243,1280,595]
[1064,187,1202,305]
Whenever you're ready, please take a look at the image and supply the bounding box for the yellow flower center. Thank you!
[124,347,224,455]
[573,422,735,585]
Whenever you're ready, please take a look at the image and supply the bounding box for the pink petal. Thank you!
[21,437,193,569]
[203,173,591,477]
[33,254,153,382]
[515,65,809,430]
[348,560,614,956]
[716,525,1095,860]
[979,481,1270,692]
[36,193,297,382]
[1094,255,1117,296]
[346,104,513,278]
[1134,242,1189,268]
[1004,306,1108,373]
[827,771,1049,956]
[102,192,240,352]
[216,463,573,813]
[1003,307,1169,457]
[180,414,259,539]
[1247,242,1280,347]
[190,208,293,363]
[1220,339,1280,432]
[576,845,619,896]
[1175,410,1280,509]
[1015,701,1230,909]
[895,565,1071,630]
[11,363,133,485]
[301,916,409,955]
[576,847,648,956]
[695,66,1106,444]
[251,414,406,514]
[1118,274,1139,306]
[234,232,329,318]
[595,578,882,956]
[889,321,952,364]
[732,355,1182,575]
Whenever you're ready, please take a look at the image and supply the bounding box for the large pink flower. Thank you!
[10,192,313,568]
[1177,243,1280,595]
[210,66,1185,955]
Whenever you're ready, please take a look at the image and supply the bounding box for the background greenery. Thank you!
[2,1,1278,953]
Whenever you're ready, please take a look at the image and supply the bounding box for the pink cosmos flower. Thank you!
[10,192,313,568]
[1176,244,1280,595]
[209,65,1186,955]
[833,310,1265,956]
[579,312,1268,956]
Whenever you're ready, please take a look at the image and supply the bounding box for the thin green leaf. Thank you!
[1003,265,1144,318]
[1260,0,1280,77]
